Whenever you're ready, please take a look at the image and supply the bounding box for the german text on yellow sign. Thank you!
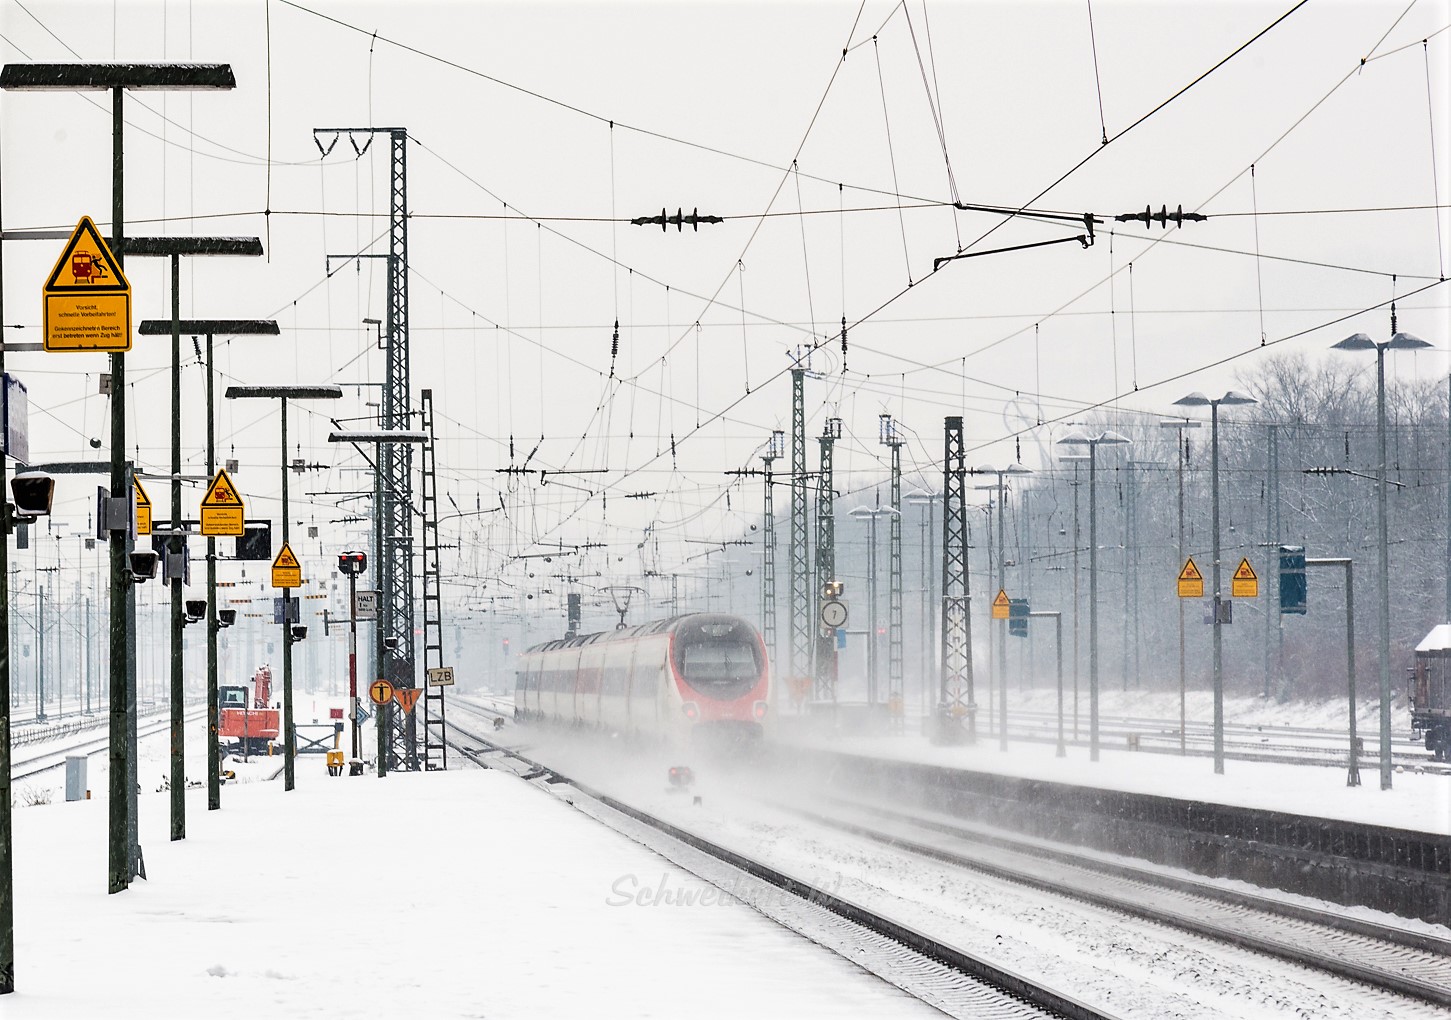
[1177,557,1204,598]
[200,467,246,536]
[43,216,132,352]
[991,589,1011,620]
[1231,558,1259,598]
[133,477,152,536]
[271,542,303,588]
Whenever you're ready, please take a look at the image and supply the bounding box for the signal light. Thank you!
[10,472,54,519]
[753,701,768,720]
[218,609,237,628]
[127,550,160,583]
[337,550,367,575]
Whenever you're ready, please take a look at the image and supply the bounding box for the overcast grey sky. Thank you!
[1,0,1447,611]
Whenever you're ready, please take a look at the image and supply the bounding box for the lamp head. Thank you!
[1387,331,1433,351]
[1219,390,1258,407]
[1173,392,1211,407]
[1332,333,1377,351]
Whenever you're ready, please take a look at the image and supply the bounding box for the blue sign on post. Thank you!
[1008,598,1030,637]
[272,595,300,624]
[1279,545,1307,615]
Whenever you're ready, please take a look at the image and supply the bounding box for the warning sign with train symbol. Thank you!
[1231,558,1259,598]
[200,468,246,537]
[43,216,132,352]
[1176,557,1204,598]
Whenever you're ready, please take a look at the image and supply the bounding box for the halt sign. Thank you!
[1177,557,1204,598]
[1231,558,1259,598]
[991,589,1011,620]
[43,216,132,352]
[368,679,394,706]
[200,467,246,536]
[271,542,302,588]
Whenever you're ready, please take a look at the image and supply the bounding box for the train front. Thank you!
[670,614,770,744]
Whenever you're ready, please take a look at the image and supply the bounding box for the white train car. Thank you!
[515,613,769,743]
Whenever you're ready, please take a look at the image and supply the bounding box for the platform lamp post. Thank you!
[1160,418,1202,755]
[1056,452,1089,741]
[0,61,236,906]
[848,504,897,705]
[226,385,343,791]
[1332,320,1433,791]
[905,489,943,719]
[328,428,429,777]
[1172,391,1258,776]
[138,317,277,813]
[970,464,1031,750]
[1054,430,1130,762]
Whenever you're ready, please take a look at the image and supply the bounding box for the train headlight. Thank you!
[753,701,768,720]
[682,702,699,721]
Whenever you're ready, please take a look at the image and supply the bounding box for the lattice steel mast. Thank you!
[314,126,416,769]
[789,364,811,687]
[420,389,447,770]
[939,417,975,742]
[880,415,905,721]
[814,418,841,701]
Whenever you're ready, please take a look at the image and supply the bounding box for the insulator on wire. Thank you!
[841,316,848,372]
[609,319,620,379]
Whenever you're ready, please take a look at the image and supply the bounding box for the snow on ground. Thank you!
[8,737,940,1018]
[771,694,1451,836]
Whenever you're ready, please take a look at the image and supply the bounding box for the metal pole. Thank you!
[1054,611,1064,756]
[37,588,43,722]
[281,398,295,791]
[205,334,219,811]
[1211,400,1225,775]
[1072,460,1080,741]
[375,456,387,778]
[349,571,359,759]
[106,83,131,894]
[1374,347,1392,790]
[0,126,13,991]
[1345,559,1361,787]
[169,253,184,841]
[867,515,878,704]
[1089,445,1100,762]
[997,475,1006,748]
[1178,434,1187,753]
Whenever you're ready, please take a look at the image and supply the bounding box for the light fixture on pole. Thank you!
[1159,418,1201,756]
[970,464,1031,750]
[905,489,943,718]
[1172,390,1258,776]
[226,384,344,792]
[1054,429,1130,761]
[138,317,278,814]
[848,504,898,706]
[1332,316,1433,790]
[1,59,236,910]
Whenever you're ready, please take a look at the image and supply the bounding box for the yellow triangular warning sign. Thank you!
[993,589,1011,607]
[1234,558,1257,581]
[393,688,422,715]
[201,468,243,507]
[44,216,130,294]
[133,477,151,508]
[274,544,300,569]
[1178,558,1202,582]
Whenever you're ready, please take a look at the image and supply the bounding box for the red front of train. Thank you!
[514,613,770,743]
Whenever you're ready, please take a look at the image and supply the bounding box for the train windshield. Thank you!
[673,616,763,699]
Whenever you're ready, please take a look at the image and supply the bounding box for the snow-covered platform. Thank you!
[775,726,1451,835]
[7,760,939,1019]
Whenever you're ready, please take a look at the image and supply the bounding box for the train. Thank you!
[514,613,770,744]
[1411,626,1451,761]
[218,665,280,755]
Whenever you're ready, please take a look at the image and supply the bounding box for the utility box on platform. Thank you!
[65,755,88,802]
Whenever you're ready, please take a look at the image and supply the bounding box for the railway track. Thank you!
[11,709,205,783]
[775,792,1451,1010]
[445,710,1121,1020]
